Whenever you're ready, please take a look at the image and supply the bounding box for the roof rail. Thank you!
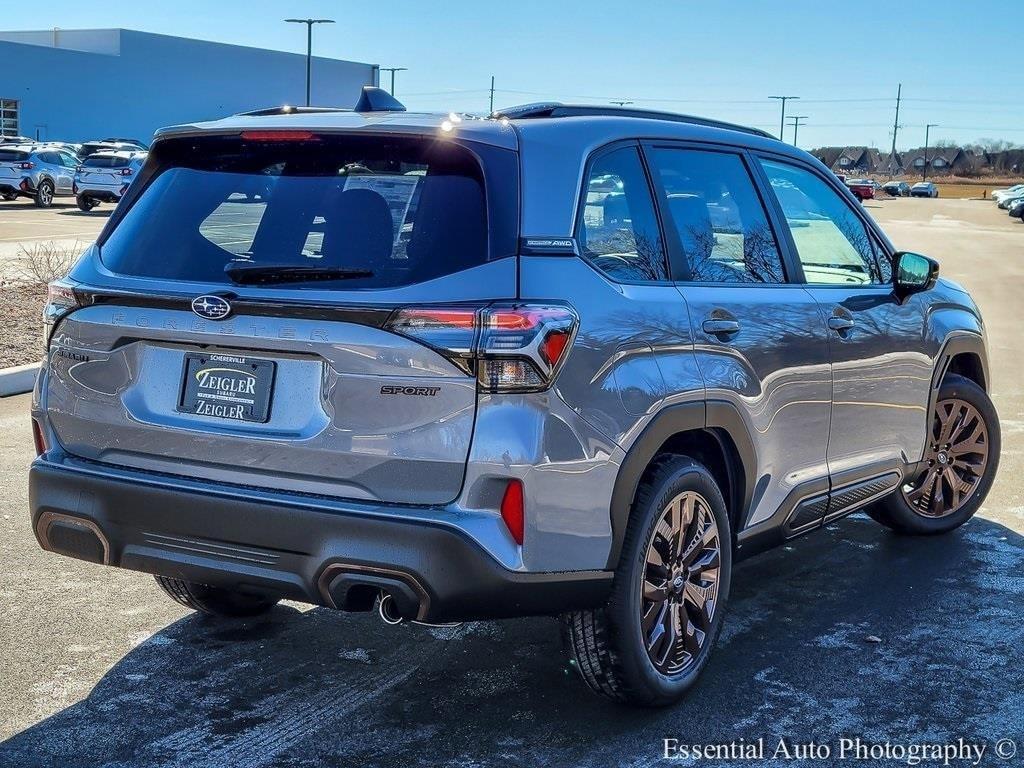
[236,105,349,117]
[491,102,773,139]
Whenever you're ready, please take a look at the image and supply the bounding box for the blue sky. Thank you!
[3,0,1022,149]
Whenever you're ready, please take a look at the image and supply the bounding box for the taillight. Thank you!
[42,281,83,350]
[500,479,525,545]
[19,161,33,170]
[385,303,577,392]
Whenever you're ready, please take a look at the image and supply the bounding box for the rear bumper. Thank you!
[75,185,123,201]
[29,460,612,622]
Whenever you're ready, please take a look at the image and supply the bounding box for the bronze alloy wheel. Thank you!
[901,397,990,518]
[641,490,721,675]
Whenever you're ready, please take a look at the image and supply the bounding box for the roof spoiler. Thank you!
[354,86,406,113]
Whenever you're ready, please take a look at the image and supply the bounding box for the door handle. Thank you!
[827,316,855,332]
[702,318,741,335]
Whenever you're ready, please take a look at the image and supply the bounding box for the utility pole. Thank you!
[380,67,407,95]
[788,115,808,146]
[923,123,939,181]
[888,83,902,177]
[284,18,335,106]
[489,76,495,114]
[769,95,800,141]
[611,100,633,106]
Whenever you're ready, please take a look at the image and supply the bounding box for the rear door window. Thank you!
[577,145,668,282]
[100,135,493,289]
[648,147,786,283]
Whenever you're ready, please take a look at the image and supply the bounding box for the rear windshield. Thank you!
[0,150,28,162]
[100,134,490,289]
[83,155,130,168]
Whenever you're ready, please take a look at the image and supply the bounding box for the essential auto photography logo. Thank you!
[661,737,1017,765]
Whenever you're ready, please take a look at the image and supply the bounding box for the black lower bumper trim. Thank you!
[29,461,612,622]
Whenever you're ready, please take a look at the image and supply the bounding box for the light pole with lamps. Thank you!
[284,18,335,106]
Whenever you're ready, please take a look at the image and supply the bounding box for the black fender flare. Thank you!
[605,399,757,569]
[924,332,989,456]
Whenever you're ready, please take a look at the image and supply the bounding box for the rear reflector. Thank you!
[240,130,319,142]
[500,479,525,545]
[31,418,47,456]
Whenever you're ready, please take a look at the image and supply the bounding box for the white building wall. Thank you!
[0,29,378,142]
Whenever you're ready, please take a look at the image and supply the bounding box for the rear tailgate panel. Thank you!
[46,302,479,504]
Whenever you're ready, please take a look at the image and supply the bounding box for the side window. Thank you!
[649,148,786,283]
[60,152,79,168]
[759,159,882,285]
[578,145,668,282]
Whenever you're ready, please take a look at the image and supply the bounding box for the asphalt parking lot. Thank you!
[0,198,108,280]
[1,197,1022,767]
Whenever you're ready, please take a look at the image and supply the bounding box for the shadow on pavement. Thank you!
[3,514,1023,767]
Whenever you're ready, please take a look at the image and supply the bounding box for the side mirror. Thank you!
[893,251,939,298]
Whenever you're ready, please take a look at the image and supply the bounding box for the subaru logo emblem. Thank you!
[191,295,232,320]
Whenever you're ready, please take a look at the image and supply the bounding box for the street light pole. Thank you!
[285,18,335,106]
[923,123,939,182]
[769,95,799,141]
[380,67,408,95]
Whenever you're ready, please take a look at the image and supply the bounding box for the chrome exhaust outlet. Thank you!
[377,593,406,625]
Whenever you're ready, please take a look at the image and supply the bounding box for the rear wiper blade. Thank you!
[224,263,374,285]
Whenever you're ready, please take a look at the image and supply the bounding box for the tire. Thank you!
[867,374,999,535]
[34,179,54,208]
[154,575,279,617]
[76,195,97,211]
[562,456,731,706]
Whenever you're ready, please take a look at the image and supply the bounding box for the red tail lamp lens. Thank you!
[32,419,47,456]
[501,479,524,545]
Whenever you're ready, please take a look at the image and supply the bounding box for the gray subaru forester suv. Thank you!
[29,88,1000,706]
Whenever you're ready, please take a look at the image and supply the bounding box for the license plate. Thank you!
[178,353,275,423]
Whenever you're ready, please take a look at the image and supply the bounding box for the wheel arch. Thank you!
[605,400,756,569]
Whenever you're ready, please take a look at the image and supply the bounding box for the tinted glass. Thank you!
[0,149,28,161]
[760,159,882,285]
[650,148,785,283]
[83,155,130,168]
[578,146,667,282]
[101,135,489,290]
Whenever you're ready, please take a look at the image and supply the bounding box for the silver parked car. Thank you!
[30,89,1000,706]
[0,144,80,206]
[74,150,147,210]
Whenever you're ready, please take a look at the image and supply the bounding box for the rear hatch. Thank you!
[45,129,519,504]
[0,148,29,185]
[76,154,132,190]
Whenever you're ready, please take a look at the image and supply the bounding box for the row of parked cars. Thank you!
[835,174,938,201]
[0,136,148,210]
[992,183,1024,222]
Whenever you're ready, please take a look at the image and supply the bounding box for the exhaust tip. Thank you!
[377,593,405,625]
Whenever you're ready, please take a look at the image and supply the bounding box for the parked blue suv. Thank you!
[29,89,999,706]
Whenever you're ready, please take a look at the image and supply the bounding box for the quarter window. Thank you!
[578,146,668,282]
[649,148,786,283]
[760,159,882,285]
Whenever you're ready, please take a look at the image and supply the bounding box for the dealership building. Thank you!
[0,28,379,143]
